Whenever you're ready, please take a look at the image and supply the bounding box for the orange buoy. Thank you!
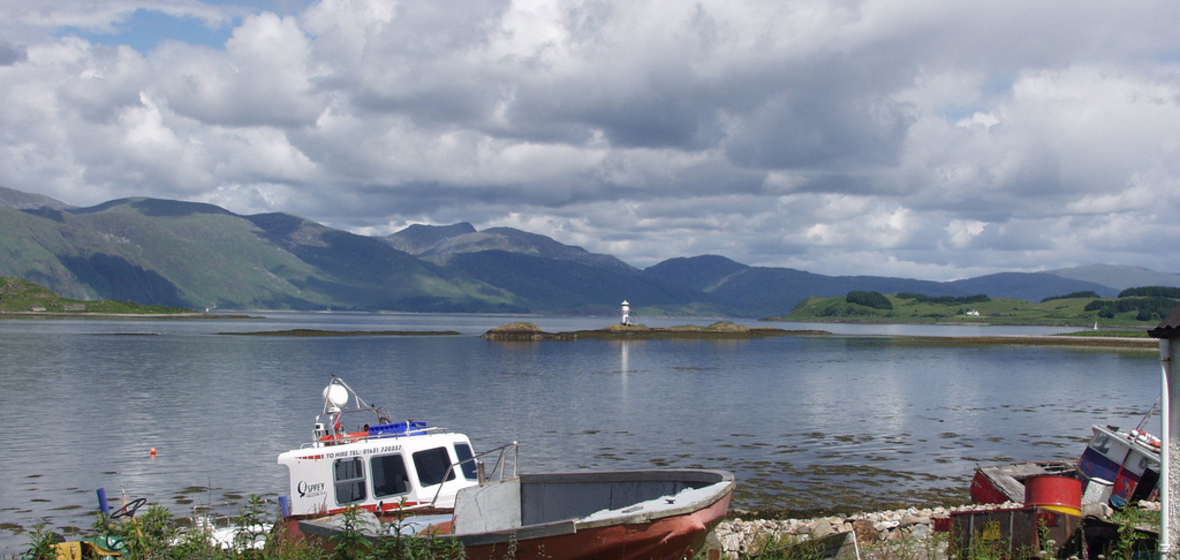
[150,447,157,458]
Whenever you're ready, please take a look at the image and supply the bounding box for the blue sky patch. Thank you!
[61,9,235,53]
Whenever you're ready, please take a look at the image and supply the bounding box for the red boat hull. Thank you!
[970,470,1012,504]
[290,469,735,560]
[461,491,731,560]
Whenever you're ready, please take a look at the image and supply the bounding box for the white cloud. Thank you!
[155,12,325,127]
[1,0,1179,280]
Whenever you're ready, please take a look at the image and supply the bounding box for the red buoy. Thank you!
[150,447,157,458]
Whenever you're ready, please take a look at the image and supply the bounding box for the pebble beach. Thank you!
[710,500,1160,559]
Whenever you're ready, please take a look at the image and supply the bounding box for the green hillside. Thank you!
[0,277,194,314]
[0,198,526,312]
[4,186,1178,316]
[773,291,1177,327]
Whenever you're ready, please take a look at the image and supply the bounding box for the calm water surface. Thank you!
[0,313,1162,552]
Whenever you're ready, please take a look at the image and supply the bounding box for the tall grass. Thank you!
[11,496,469,560]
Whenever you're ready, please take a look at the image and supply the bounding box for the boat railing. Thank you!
[477,441,520,483]
[299,425,452,449]
[429,441,520,507]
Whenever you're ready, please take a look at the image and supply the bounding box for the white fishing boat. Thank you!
[276,377,735,560]
[277,377,486,517]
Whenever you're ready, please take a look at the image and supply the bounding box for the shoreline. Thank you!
[713,500,1160,560]
[0,311,258,319]
[883,334,1157,350]
[0,312,1159,350]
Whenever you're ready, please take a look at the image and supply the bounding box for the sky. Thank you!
[2,0,1179,280]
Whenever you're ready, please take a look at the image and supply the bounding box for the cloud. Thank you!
[1,0,1179,280]
[155,12,325,127]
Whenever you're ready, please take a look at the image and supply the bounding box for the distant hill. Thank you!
[780,291,1161,327]
[384,222,478,254]
[386,222,636,272]
[941,272,1118,301]
[0,187,73,210]
[643,256,1117,317]
[643,255,749,291]
[0,276,193,314]
[0,186,1171,317]
[442,250,730,315]
[1049,264,1180,291]
[0,192,524,312]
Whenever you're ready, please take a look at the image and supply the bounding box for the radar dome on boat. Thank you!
[323,383,348,411]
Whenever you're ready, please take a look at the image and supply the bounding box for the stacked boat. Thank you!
[970,423,1161,509]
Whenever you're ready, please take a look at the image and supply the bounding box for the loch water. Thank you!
[0,313,1162,552]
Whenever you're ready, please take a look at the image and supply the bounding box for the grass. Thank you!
[776,294,1166,328]
[11,498,459,560]
[217,329,462,337]
[1056,329,1151,338]
[11,496,1166,560]
[0,277,195,315]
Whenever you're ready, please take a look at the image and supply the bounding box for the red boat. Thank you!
[277,378,735,560]
[970,424,1161,509]
[970,460,1078,504]
[298,469,734,560]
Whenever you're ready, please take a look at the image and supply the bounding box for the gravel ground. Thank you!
[709,501,1158,560]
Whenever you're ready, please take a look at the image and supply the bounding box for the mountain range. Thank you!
[2,186,1177,317]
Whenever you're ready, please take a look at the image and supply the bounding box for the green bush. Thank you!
[895,293,990,305]
[20,523,62,560]
[1042,291,1100,302]
[846,291,893,310]
[1085,296,1177,320]
[1118,286,1180,298]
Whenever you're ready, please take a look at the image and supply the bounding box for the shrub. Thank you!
[846,291,893,310]
[21,522,63,560]
[894,293,990,305]
[1042,291,1101,302]
[1118,286,1180,298]
[1085,296,1177,320]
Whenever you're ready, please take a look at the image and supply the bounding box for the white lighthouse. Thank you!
[621,300,631,325]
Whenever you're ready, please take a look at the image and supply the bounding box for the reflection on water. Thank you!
[0,313,1161,552]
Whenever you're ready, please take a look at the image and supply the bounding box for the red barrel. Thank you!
[1024,475,1082,516]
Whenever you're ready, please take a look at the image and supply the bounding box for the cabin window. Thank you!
[371,454,410,498]
[1091,434,1112,454]
[413,447,456,487]
[454,443,478,480]
[334,457,366,504]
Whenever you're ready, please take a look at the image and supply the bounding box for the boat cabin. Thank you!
[1078,424,1161,507]
[277,378,482,517]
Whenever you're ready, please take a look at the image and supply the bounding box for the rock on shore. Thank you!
[711,502,1039,559]
[712,500,1153,559]
[480,321,828,341]
[714,506,946,558]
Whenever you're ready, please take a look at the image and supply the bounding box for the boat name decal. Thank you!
[302,444,400,462]
[297,481,326,498]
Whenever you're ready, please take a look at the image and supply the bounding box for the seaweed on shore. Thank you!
[886,335,1156,350]
[481,321,831,341]
[218,329,461,337]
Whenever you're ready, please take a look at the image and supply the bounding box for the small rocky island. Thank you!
[481,321,830,341]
